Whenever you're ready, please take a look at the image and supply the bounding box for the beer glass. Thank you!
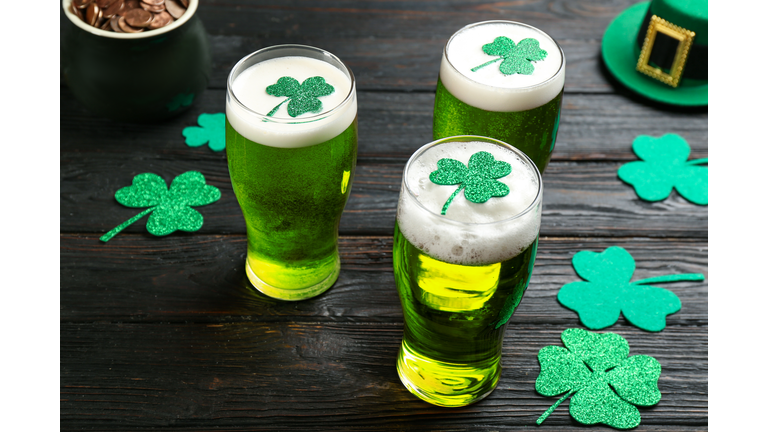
[226,45,358,301]
[394,136,542,407]
[433,21,565,173]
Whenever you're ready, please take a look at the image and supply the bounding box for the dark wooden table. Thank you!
[60,1,707,430]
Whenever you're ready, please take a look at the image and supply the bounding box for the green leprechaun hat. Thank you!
[602,0,707,106]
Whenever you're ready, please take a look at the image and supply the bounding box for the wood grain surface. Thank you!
[60,0,708,430]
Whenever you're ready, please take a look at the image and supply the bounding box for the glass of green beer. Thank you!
[393,135,542,407]
[226,45,358,301]
[433,21,565,173]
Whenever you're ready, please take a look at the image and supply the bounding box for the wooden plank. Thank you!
[61,2,718,98]
[60,89,708,161]
[60,88,708,237]
[61,235,708,324]
[202,35,615,93]
[61,321,707,430]
[61,1,652,93]
[60,158,708,237]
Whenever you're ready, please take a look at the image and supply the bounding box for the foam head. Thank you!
[397,137,543,265]
[226,45,357,148]
[440,20,565,112]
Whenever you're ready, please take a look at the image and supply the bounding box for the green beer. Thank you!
[225,45,358,301]
[433,21,565,173]
[394,136,543,407]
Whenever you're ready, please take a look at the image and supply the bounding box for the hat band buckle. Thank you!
[636,15,696,88]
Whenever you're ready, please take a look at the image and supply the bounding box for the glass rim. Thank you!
[226,44,357,124]
[443,20,565,93]
[402,135,543,227]
[62,0,199,40]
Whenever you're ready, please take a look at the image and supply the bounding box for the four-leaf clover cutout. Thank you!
[266,76,335,117]
[183,113,226,151]
[429,151,511,215]
[471,36,548,75]
[536,328,662,429]
[618,134,708,205]
[100,171,221,242]
[557,246,704,332]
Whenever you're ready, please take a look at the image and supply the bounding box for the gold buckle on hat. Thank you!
[636,15,696,88]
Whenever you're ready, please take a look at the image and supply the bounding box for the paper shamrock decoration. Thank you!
[471,36,548,75]
[100,171,221,242]
[167,92,195,111]
[536,328,661,429]
[429,151,511,215]
[618,134,708,205]
[557,246,704,332]
[183,113,226,151]
[266,76,335,117]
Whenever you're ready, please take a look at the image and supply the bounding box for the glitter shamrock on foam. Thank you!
[471,36,548,75]
[265,76,335,117]
[429,151,511,215]
[618,134,708,205]
[100,171,221,242]
[535,328,661,429]
[557,246,705,332]
[183,113,225,151]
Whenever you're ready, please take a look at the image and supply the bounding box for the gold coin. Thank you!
[165,0,186,19]
[148,10,173,29]
[142,0,165,5]
[118,15,144,32]
[110,15,124,32]
[124,8,153,27]
[102,0,125,18]
[70,2,85,21]
[73,0,92,9]
[140,2,165,13]
[95,0,113,8]
[123,0,141,11]
[85,3,101,26]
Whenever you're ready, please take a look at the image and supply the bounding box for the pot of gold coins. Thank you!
[61,0,211,122]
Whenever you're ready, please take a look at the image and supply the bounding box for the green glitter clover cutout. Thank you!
[100,171,221,242]
[183,113,225,151]
[558,246,705,332]
[429,151,511,215]
[535,328,662,429]
[618,134,708,205]
[471,36,548,75]
[266,76,335,117]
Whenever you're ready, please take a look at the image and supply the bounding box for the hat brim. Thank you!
[601,1,707,106]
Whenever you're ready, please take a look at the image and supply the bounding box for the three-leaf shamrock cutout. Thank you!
[618,134,708,205]
[536,328,662,429]
[183,113,226,151]
[100,171,221,242]
[166,92,195,112]
[471,36,548,75]
[266,76,335,117]
[429,151,511,215]
[557,246,704,332]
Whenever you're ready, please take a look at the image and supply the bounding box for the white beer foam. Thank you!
[226,55,357,148]
[398,140,542,265]
[441,21,565,112]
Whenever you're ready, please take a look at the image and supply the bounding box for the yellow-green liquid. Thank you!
[393,222,538,406]
[226,117,357,300]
